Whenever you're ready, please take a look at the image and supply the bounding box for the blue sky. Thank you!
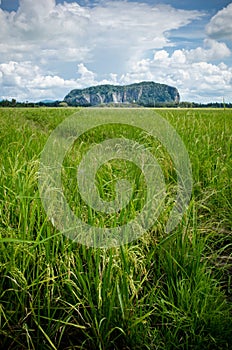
[0,0,231,102]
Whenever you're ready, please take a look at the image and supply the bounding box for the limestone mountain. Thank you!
[64,81,180,106]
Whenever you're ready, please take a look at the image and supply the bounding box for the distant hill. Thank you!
[64,81,180,107]
[38,99,56,104]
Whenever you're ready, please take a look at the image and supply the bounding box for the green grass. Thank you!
[0,107,232,349]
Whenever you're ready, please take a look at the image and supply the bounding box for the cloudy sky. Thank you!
[0,0,231,102]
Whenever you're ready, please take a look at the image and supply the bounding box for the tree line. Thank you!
[0,98,231,108]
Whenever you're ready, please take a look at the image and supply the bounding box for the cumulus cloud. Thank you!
[0,61,77,100]
[0,0,231,102]
[0,1,203,66]
[119,45,232,103]
[76,63,96,86]
[185,39,231,62]
[0,0,206,101]
[206,3,232,40]
[0,61,119,101]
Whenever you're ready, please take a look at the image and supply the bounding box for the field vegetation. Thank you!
[0,107,232,349]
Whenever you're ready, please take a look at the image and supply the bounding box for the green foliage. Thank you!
[0,108,232,349]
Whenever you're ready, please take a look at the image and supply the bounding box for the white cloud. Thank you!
[185,39,231,62]
[0,61,119,101]
[76,63,96,86]
[0,0,231,102]
[0,1,203,66]
[0,61,77,100]
[206,3,232,40]
[119,46,232,103]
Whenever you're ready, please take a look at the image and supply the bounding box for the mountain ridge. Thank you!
[64,81,180,106]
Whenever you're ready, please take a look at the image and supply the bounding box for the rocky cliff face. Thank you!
[64,81,180,106]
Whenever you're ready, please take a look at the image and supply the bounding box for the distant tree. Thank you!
[11,98,17,107]
[1,99,10,107]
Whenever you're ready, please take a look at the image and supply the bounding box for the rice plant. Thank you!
[0,107,231,349]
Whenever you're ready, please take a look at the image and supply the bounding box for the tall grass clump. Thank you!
[0,107,232,349]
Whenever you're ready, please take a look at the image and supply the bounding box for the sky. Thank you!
[0,0,232,103]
